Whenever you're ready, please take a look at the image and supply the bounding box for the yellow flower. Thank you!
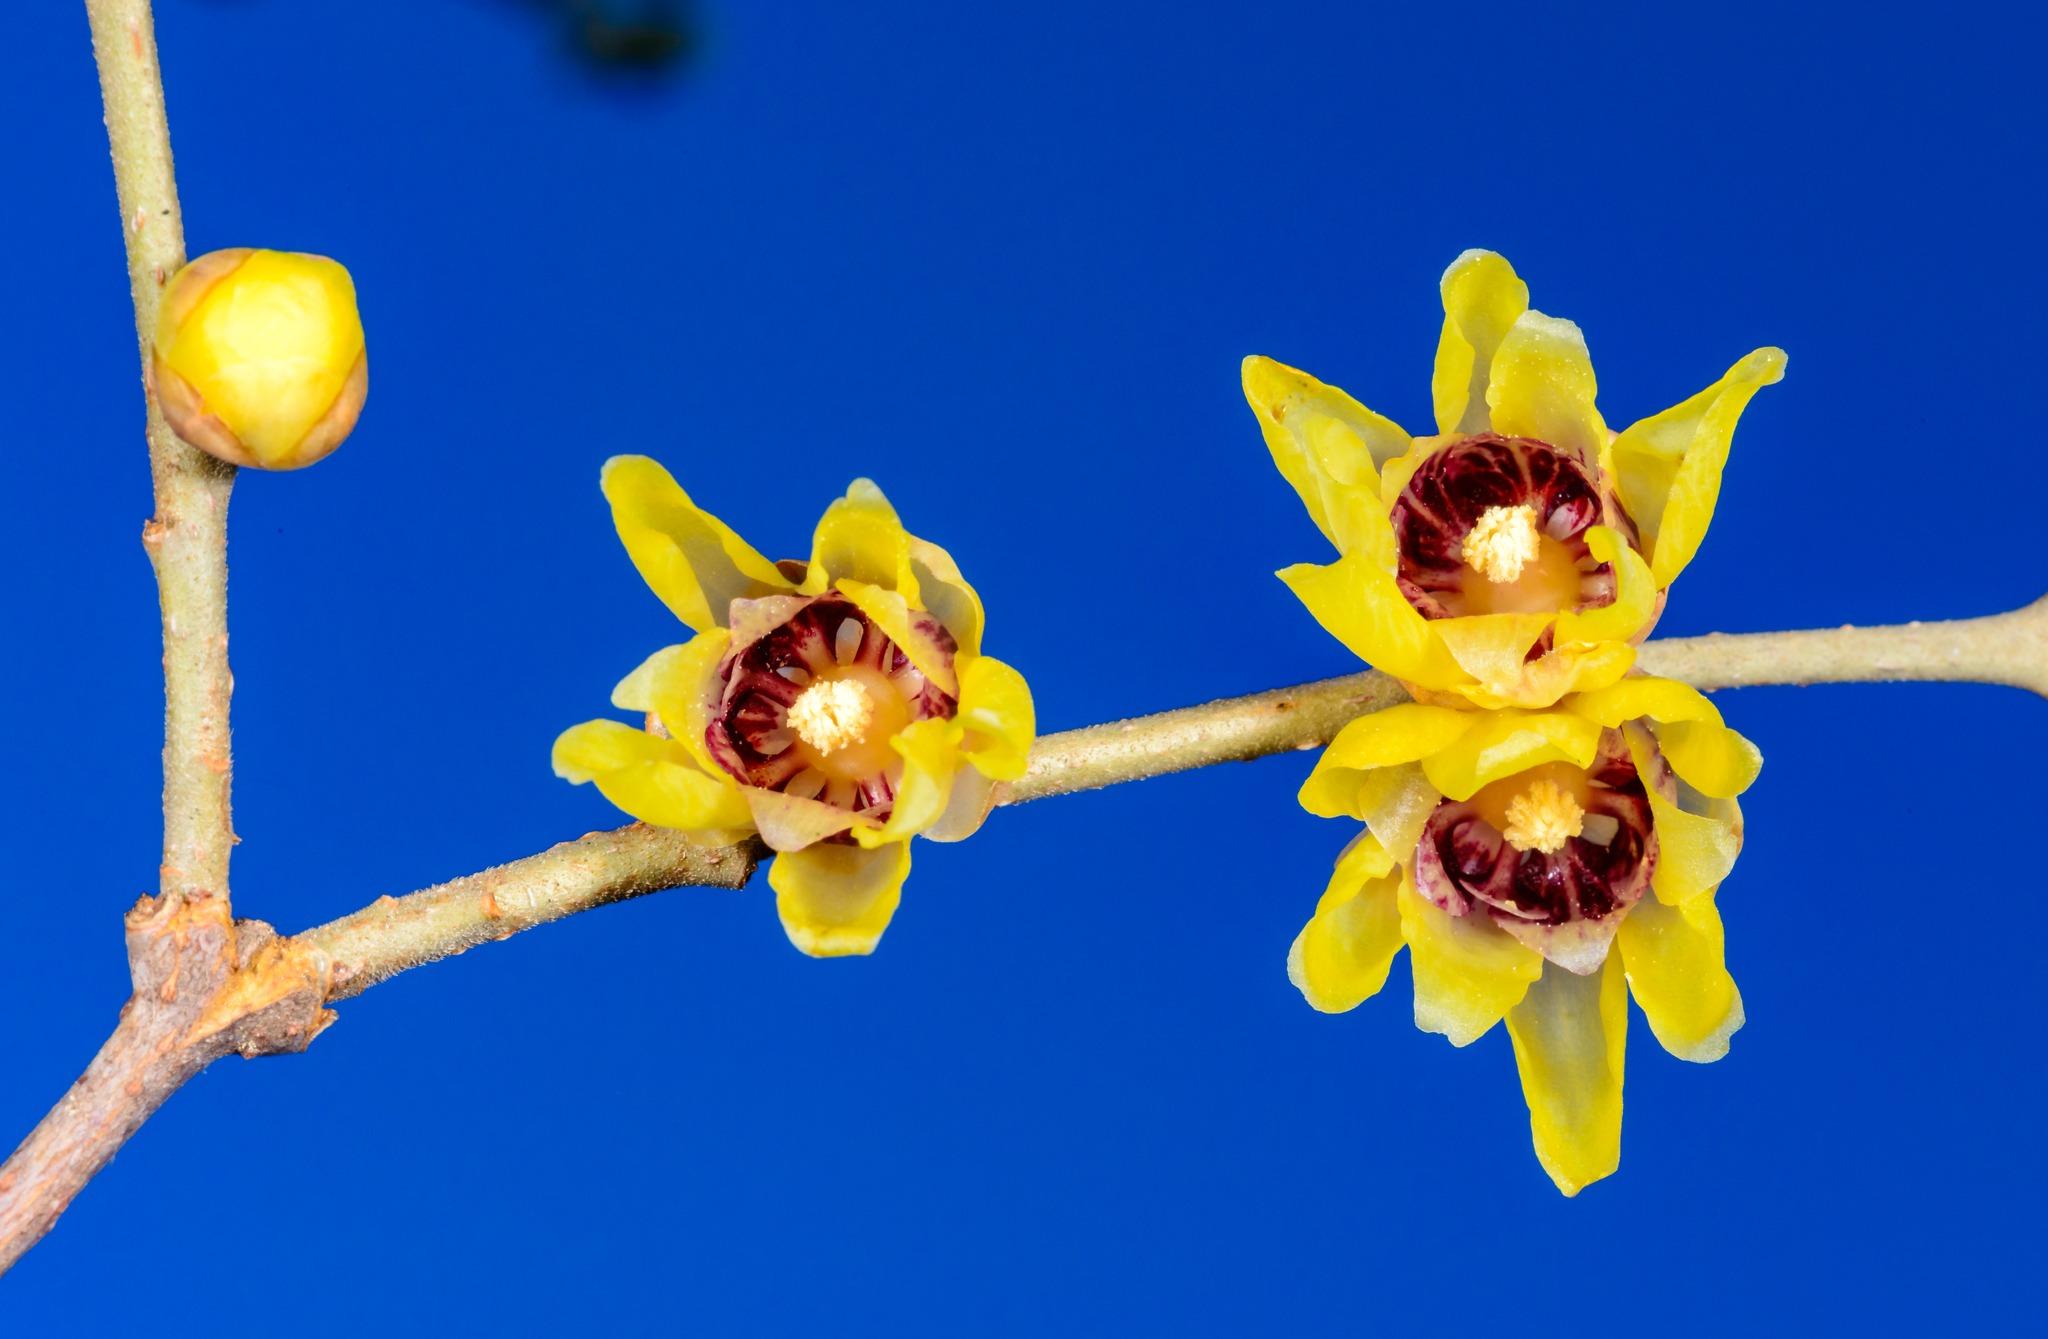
[1244,249,1782,709]
[1290,675,1759,1195]
[553,457,1035,957]
[148,248,368,470]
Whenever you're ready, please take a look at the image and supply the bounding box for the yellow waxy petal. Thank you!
[852,718,962,848]
[1486,310,1607,458]
[1451,640,1637,712]
[836,578,959,697]
[1243,355,1411,551]
[1567,675,1723,731]
[802,478,920,600]
[612,630,731,779]
[1433,250,1530,436]
[1419,710,1603,802]
[1608,347,1786,586]
[1618,891,1744,1063]
[1625,728,1743,905]
[923,760,997,843]
[1278,551,1464,688]
[954,655,1035,782]
[1397,874,1543,1046]
[1506,956,1627,1197]
[1289,836,1404,1014]
[908,537,985,658]
[1352,762,1440,867]
[1434,613,1556,690]
[769,841,911,958]
[1553,526,1657,647]
[743,786,861,851]
[602,456,793,631]
[1655,719,1763,799]
[551,719,754,836]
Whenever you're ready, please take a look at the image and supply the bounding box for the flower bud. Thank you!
[147,248,367,470]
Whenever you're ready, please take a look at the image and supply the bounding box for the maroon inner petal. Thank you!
[1389,434,1630,623]
[1412,731,1654,959]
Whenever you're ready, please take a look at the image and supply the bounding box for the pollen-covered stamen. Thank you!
[1501,778,1585,854]
[787,677,875,755]
[1461,504,1542,584]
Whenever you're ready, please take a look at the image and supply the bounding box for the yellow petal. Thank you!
[1433,613,1556,689]
[1567,675,1724,731]
[1451,639,1637,712]
[601,456,793,631]
[551,719,754,836]
[1278,552,1464,688]
[1553,526,1657,648]
[742,786,861,851]
[954,654,1035,782]
[802,478,920,601]
[1397,874,1542,1046]
[1298,706,1470,820]
[1617,891,1743,1063]
[1433,250,1530,436]
[923,761,997,843]
[1506,955,1627,1197]
[908,536,985,658]
[1289,836,1404,1014]
[1655,719,1763,799]
[612,630,732,779]
[1243,355,1411,552]
[836,578,959,697]
[1625,727,1744,905]
[1607,347,1786,586]
[1486,310,1606,457]
[769,841,911,958]
[1419,710,1603,802]
[852,718,963,848]
[1352,762,1441,867]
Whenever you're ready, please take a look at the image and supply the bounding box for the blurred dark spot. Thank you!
[533,0,700,76]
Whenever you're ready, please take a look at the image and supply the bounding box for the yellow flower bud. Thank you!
[147,248,367,470]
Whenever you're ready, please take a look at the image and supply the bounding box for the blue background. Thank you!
[3,1,2040,1331]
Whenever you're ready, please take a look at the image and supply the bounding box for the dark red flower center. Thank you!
[1390,434,1631,623]
[706,592,956,821]
[1412,730,1655,972]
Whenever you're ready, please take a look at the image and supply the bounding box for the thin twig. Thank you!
[91,0,238,908]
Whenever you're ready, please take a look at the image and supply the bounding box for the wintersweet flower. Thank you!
[1290,675,1759,1195]
[1244,249,1782,710]
[553,457,1034,957]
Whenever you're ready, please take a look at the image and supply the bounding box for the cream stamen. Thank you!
[787,678,874,755]
[1501,778,1586,854]
[1461,504,1542,584]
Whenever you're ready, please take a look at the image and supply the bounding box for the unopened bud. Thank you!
[147,248,367,470]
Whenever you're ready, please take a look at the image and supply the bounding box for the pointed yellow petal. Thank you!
[601,456,793,631]
[852,717,962,848]
[1567,675,1723,731]
[1289,836,1404,1014]
[1433,250,1530,436]
[1451,640,1637,712]
[742,786,861,851]
[1507,956,1627,1196]
[837,578,959,697]
[1419,710,1603,802]
[1655,719,1763,799]
[908,536,985,658]
[1243,355,1410,552]
[1278,551,1464,688]
[1486,310,1606,457]
[1608,347,1786,586]
[1397,874,1542,1046]
[1618,891,1743,1063]
[611,630,731,779]
[1434,612,1556,689]
[1298,705,1470,820]
[769,841,911,958]
[803,478,919,600]
[1553,526,1657,647]
[954,654,1035,782]
[1625,727,1744,905]
[551,719,753,836]
[1353,762,1441,867]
